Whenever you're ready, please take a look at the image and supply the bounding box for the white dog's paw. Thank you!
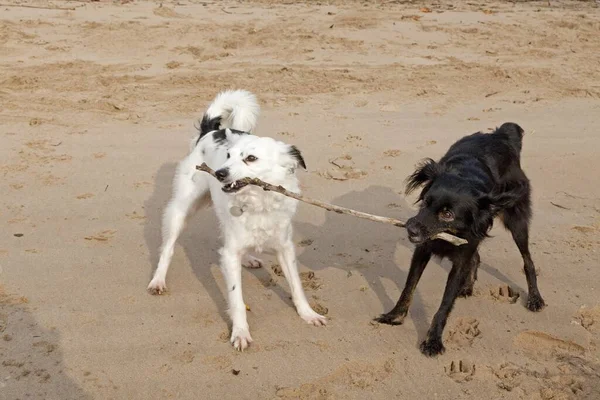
[242,255,263,269]
[147,278,167,295]
[299,309,328,327]
[230,326,253,351]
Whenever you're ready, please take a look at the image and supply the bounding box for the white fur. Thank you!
[148,89,326,351]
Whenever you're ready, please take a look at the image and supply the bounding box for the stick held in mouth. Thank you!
[196,163,467,246]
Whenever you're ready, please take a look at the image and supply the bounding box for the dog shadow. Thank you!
[291,185,434,339]
[143,162,229,323]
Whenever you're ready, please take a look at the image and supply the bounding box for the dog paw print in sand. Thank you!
[446,317,481,348]
[84,230,116,242]
[271,264,284,277]
[492,362,527,392]
[300,271,322,291]
[383,149,402,157]
[172,350,195,365]
[319,155,367,181]
[489,285,520,304]
[310,300,328,316]
[445,360,475,383]
[573,305,600,332]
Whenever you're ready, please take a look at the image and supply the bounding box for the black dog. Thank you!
[376,122,545,356]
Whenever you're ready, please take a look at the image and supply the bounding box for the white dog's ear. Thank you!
[286,145,307,170]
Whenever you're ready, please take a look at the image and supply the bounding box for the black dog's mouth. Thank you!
[408,234,427,245]
[221,180,248,193]
[408,230,455,244]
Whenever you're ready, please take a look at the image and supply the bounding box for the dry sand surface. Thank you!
[1,0,600,398]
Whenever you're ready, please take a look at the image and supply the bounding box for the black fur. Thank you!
[288,145,307,169]
[199,115,222,138]
[375,122,545,357]
[211,128,248,147]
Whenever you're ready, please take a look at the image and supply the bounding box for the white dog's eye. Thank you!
[245,155,257,162]
[227,153,230,159]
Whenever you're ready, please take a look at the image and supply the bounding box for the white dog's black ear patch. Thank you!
[288,145,306,169]
[199,115,222,137]
[212,128,248,147]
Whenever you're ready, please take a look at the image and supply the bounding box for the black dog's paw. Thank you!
[526,295,546,312]
[420,339,446,357]
[374,312,406,326]
[458,286,474,298]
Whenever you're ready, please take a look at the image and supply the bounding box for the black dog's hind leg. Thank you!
[459,251,480,298]
[420,248,475,357]
[375,244,432,325]
[502,208,546,312]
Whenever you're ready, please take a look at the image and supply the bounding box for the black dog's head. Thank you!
[404,159,497,245]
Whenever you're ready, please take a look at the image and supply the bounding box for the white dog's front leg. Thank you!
[277,242,327,326]
[220,247,252,351]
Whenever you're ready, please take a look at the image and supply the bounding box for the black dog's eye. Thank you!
[439,210,455,222]
[245,155,257,162]
[226,153,230,159]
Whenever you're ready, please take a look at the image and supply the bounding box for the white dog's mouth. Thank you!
[222,180,249,193]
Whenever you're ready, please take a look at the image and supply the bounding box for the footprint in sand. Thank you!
[489,284,520,304]
[300,271,322,291]
[310,301,328,316]
[172,350,195,365]
[445,360,475,382]
[492,362,526,391]
[573,305,600,332]
[383,149,402,157]
[514,330,585,357]
[446,317,481,348]
[319,154,367,181]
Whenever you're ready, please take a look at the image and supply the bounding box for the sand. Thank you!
[1,0,600,399]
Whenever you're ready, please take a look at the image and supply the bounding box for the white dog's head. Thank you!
[214,135,306,194]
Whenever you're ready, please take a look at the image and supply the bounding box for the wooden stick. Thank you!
[196,163,467,246]
[0,3,76,10]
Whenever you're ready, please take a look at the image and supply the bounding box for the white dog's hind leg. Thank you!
[148,170,209,295]
[220,247,253,351]
[242,254,263,269]
[277,241,327,326]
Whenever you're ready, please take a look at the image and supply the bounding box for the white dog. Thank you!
[148,89,327,350]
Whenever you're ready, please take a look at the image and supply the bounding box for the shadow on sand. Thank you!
[0,287,92,400]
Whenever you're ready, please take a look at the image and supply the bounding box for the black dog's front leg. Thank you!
[420,248,476,357]
[376,244,432,325]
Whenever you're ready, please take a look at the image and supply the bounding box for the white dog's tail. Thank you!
[197,89,260,139]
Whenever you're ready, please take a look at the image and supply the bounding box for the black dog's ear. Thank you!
[405,158,441,195]
[287,145,306,170]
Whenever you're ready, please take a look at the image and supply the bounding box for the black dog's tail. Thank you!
[496,122,525,155]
